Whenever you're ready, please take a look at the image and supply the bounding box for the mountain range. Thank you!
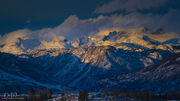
[0,27,179,93]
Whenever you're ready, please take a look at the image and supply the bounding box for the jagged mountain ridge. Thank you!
[0,46,173,92]
[0,27,179,54]
[0,28,179,93]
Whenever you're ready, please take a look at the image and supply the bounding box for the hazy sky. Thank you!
[0,0,180,36]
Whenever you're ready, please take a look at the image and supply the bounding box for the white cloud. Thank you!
[0,9,179,50]
[52,9,180,37]
[94,0,168,13]
[0,29,29,45]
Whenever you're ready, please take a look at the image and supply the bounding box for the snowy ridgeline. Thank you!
[0,28,180,54]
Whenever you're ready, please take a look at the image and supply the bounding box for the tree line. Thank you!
[101,89,180,100]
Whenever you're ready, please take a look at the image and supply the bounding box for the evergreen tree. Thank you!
[78,90,88,101]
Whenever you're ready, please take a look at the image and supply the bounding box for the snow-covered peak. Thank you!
[0,27,179,54]
[89,28,180,52]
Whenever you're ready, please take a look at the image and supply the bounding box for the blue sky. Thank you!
[0,0,180,36]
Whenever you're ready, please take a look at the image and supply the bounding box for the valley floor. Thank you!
[1,90,179,101]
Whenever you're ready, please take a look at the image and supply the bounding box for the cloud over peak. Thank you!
[0,8,180,54]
